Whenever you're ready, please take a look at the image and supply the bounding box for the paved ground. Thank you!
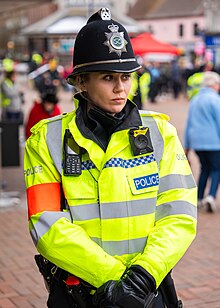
[0,86,220,307]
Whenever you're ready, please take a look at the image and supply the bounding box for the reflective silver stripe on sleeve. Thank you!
[159,174,197,194]
[155,200,197,222]
[30,211,72,245]
[69,198,156,221]
[47,120,62,174]
[140,113,164,165]
[91,237,148,256]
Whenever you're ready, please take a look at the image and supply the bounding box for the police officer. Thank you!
[128,57,151,110]
[1,68,24,123]
[24,8,197,308]
[187,71,205,100]
[186,62,215,100]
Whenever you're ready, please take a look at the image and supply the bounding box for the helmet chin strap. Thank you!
[79,90,119,116]
[87,97,117,116]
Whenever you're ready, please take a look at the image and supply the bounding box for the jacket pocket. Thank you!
[126,160,159,196]
[62,172,96,200]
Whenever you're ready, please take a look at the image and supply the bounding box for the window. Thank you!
[179,24,184,37]
[194,23,199,36]
[148,25,154,34]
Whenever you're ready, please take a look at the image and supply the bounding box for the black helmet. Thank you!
[67,8,141,84]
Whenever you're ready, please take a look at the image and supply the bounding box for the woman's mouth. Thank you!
[112,98,125,103]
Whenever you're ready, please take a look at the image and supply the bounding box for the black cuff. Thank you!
[130,265,156,291]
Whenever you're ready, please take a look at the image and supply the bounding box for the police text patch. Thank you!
[24,165,43,176]
[134,173,159,190]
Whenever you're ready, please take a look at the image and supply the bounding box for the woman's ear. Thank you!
[76,76,86,91]
[75,75,81,86]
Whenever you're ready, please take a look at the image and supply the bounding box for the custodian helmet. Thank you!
[67,8,141,84]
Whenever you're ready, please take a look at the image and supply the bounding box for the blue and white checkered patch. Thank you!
[104,154,156,169]
[82,160,96,170]
[81,154,156,171]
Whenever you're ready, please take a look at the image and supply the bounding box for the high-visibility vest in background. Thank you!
[0,78,13,107]
[2,58,14,72]
[187,72,204,100]
[128,71,151,105]
[32,53,43,66]
[0,58,14,106]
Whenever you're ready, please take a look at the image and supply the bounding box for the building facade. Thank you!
[0,1,57,59]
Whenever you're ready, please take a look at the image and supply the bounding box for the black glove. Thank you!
[93,265,156,308]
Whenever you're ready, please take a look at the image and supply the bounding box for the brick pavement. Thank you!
[0,90,220,307]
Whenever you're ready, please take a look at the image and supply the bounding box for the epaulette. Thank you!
[140,110,170,121]
[30,113,69,135]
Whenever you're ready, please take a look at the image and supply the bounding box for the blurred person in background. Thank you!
[170,59,182,99]
[29,52,43,73]
[30,56,62,95]
[128,56,151,109]
[148,62,161,103]
[186,62,214,100]
[60,64,76,92]
[184,71,220,213]
[25,88,61,139]
[0,68,24,124]
[34,70,54,94]
[48,57,62,88]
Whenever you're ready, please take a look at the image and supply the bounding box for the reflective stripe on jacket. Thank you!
[24,102,197,289]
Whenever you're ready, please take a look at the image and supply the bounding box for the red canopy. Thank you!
[131,32,180,56]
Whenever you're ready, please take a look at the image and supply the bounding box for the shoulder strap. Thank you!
[140,114,164,165]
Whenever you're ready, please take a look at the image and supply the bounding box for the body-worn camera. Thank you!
[129,127,154,156]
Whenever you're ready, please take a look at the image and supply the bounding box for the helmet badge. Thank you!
[100,8,111,20]
[104,24,128,56]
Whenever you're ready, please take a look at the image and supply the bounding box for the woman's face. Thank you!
[80,72,132,114]
[43,102,56,114]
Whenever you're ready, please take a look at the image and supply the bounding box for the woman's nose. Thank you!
[114,78,124,92]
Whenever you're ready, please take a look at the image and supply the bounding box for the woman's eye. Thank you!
[123,74,131,80]
[102,74,131,81]
[103,75,113,81]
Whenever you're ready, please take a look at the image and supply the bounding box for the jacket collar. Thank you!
[75,94,142,151]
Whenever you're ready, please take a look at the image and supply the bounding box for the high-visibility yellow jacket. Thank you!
[0,77,22,113]
[0,78,13,107]
[128,71,151,105]
[24,98,197,289]
[2,58,14,72]
[187,72,204,100]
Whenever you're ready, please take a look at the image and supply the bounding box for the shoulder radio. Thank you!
[63,129,82,176]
